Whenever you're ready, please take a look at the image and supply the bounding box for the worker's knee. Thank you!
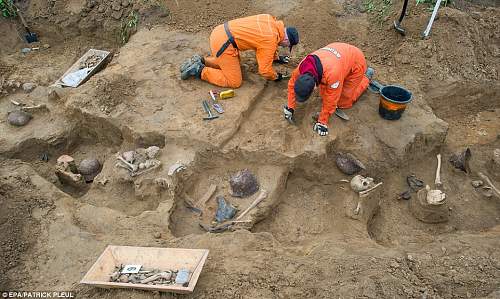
[226,77,242,88]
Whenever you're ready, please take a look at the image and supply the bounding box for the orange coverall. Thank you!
[201,14,285,88]
[287,43,369,125]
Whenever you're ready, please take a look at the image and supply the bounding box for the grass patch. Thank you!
[119,11,139,45]
[0,0,16,18]
[363,0,393,24]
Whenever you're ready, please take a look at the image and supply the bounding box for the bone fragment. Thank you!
[21,104,48,112]
[198,184,216,207]
[139,271,172,284]
[236,190,268,220]
[359,182,383,198]
[435,154,442,187]
[115,162,133,172]
[130,164,160,177]
[10,99,23,106]
[478,172,500,198]
[354,201,361,215]
[116,154,138,172]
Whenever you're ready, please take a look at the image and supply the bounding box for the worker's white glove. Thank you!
[283,105,295,124]
[275,55,290,64]
[313,122,328,136]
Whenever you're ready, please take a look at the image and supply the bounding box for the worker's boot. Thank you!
[180,60,204,80]
[365,67,375,81]
[180,55,203,73]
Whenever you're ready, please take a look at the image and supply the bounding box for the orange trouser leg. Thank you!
[337,53,369,109]
[204,56,220,69]
[201,53,242,88]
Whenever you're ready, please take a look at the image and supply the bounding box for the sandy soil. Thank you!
[1,0,499,298]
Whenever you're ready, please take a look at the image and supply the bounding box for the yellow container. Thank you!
[219,90,235,100]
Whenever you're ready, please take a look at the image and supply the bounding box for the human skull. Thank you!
[56,155,78,173]
[122,151,135,163]
[425,185,446,205]
[350,175,374,192]
[145,146,160,159]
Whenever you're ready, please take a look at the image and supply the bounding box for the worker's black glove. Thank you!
[274,73,283,82]
[274,55,290,64]
[275,72,291,82]
[275,73,284,82]
[283,105,295,124]
[313,122,329,136]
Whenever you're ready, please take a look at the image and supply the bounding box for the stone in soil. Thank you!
[7,110,32,126]
[22,82,37,93]
[78,158,101,182]
[229,169,259,198]
[335,152,365,175]
[449,148,471,173]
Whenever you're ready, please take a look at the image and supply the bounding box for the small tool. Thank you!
[15,5,38,43]
[422,0,443,39]
[202,100,218,120]
[335,109,350,121]
[393,0,409,36]
[218,89,235,100]
[209,90,224,114]
[368,79,385,94]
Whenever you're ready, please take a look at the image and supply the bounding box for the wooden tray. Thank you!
[81,245,209,294]
[54,49,111,88]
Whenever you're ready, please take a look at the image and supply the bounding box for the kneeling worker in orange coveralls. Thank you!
[180,14,299,88]
[284,42,374,136]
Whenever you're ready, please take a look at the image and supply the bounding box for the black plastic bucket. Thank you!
[378,85,413,120]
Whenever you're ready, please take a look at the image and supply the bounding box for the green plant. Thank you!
[0,0,16,18]
[363,0,376,13]
[119,11,139,45]
[364,0,393,24]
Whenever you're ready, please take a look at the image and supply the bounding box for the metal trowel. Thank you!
[368,80,385,94]
[335,109,350,121]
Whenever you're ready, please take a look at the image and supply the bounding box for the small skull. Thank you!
[145,146,160,159]
[56,155,78,173]
[350,175,374,192]
[122,151,135,163]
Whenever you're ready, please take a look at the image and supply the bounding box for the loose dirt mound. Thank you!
[0,163,54,289]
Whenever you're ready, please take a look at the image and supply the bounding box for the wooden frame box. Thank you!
[81,245,209,294]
